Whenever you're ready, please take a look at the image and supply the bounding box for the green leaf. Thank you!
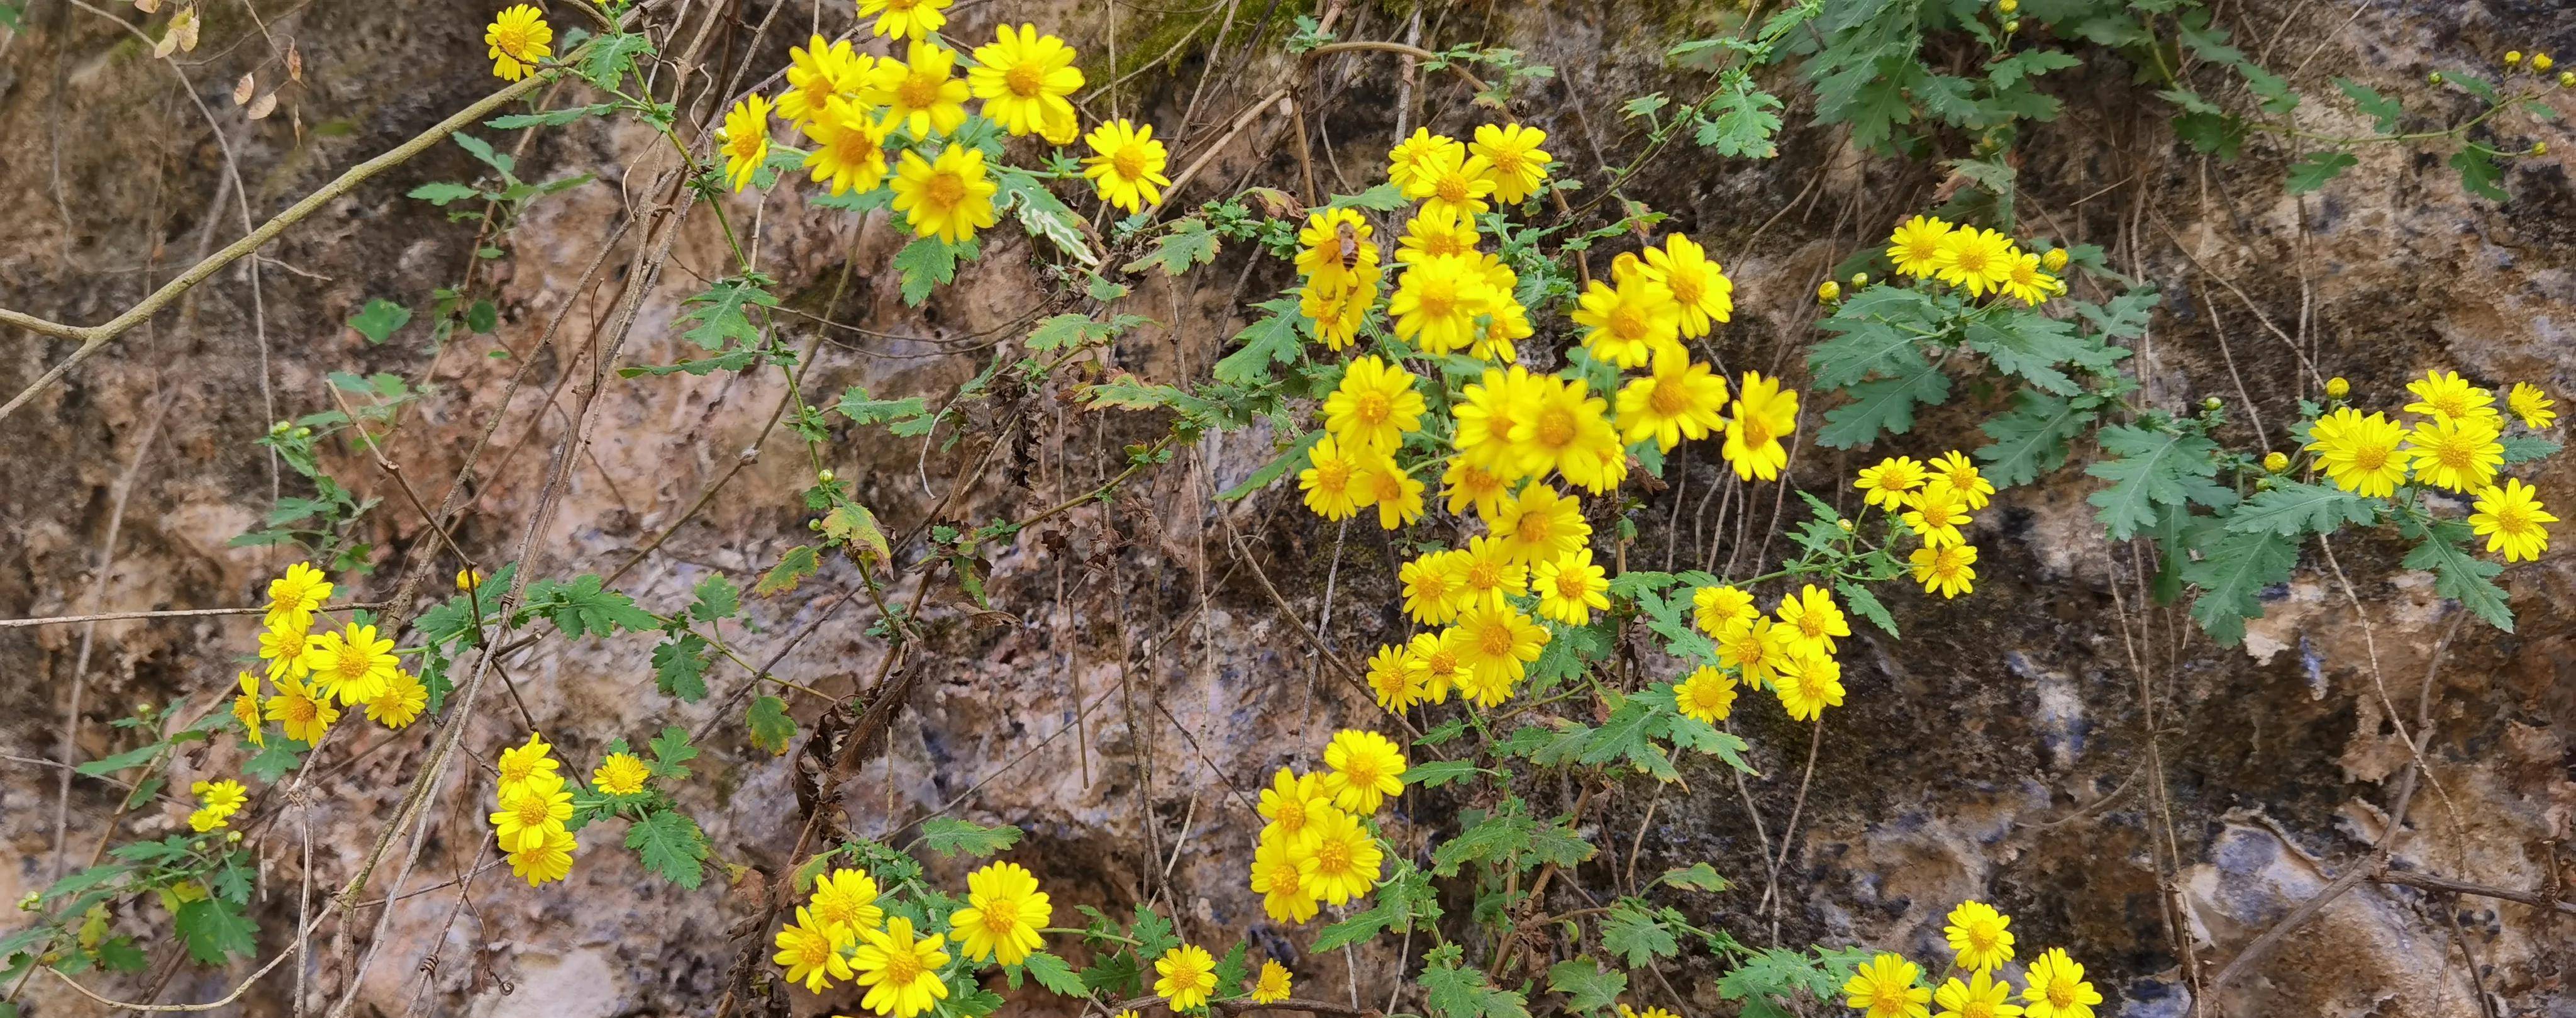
[919,817,1023,858]
[1431,803,1536,876]
[1422,951,1530,1018]
[688,574,741,622]
[1692,86,1785,159]
[626,809,709,888]
[2404,520,2512,631]
[1717,947,1872,1016]
[1121,220,1219,276]
[992,168,1098,266]
[1022,951,1088,996]
[1400,759,1481,788]
[2499,435,2559,463]
[42,864,130,903]
[1807,288,1935,388]
[2181,527,2299,646]
[1835,581,1898,637]
[1211,298,1308,385]
[1965,315,2089,396]
[2285,151,2358,194]
[1211,942,1250,1000]
[1977,390,2096,488]
[746,695,797,754]
[650,633,712,701]
[521,573,658,637]
[1601,903,1682,966]
[1987,49,2080,89]
[1661,862,1729,892]
[1311,860,1440,951]
[677,276,776,350]
[174,898,259,965]
[242,738,307,783]
[1815,359,1950,449]
[2333,77,2402,133]
[345,299,411,344]
[74,743,162,776]
[1547,958,1628,1014]
[2085,425,2228,540]
[648,725,698,780]
[407,182,483,206]
[894,237,981,306]
[1525,820,1598,869]
[832,386,933,431]
[448,131,515,177]
[755,545,820,596]
[1024,313,1153,353]
[487,103,616,129]
[1128,903,1179,959]
[2225,479,2379,537]
[1324,182,1409,211]
[2450,148,2507,201]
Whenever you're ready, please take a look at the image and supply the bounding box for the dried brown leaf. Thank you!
[247,91,277,120]
[233,72,254,104]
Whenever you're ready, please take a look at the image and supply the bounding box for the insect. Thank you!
[1333,221,1363,271]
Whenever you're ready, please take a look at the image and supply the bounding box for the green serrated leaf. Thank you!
[2085,425,2228,540]
[677,276,777,350]
[408,182,483,206]
[1601,903,1682,966]
[1400,759,1481,788]
[920,817,1023,858]
[521,574,658,637]
[1977,389,2096,488]
[755,545,819,596]
[2181,526,2299,646]
[650,633,713,702]
[1022,951,1087,995]
[1816,359,1950,449]
[2225,479,2379,536]
[2285,151,2358,194]
[626,809,709,888]
[1211,298,1308,385]
[1661,862,1729,892]
[1121,220,1219,276]
[746,695,796,754]
[1547,958,1628,1014]
[346,299,411,343]
[894,237,982,305]
[2404,520,2512,630]
[174,898,259,965]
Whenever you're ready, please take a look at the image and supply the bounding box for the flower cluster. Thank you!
[1843,900,2103,1018]
[1246,730,1404,926]
[1879,215,2065,306]
[489,733,578,886]
[239,562,426,751]
[771,859,1052,1015]
[2302,371,2556,561]
[186,780,247,832]
[1852,450,1994,599]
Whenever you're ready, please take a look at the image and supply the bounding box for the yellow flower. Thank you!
[968,25,1083,138]
[1297,434,1370,522]
[1406,145,1497,219]
[852,916,952,1018]
[773,906,855,993]
[1366,642,1430,711]
[1386,128,1465,192]
[810,867,886,932]
[1928,450,1996,509]
[1772,649,1844,721]
[1944,900,2016,972]
[1508,374,1625,495]
[1934,970,2024,1018]
[1912,543,1979,598]
[456,568,483,593]
[1299,274,1378,352]
[506,824,577,887]
[1572,274,1682,369]
[1396,204,1481,265]
[1320,729,1408,814]
[777,34,870,125]
[302,622,398,705]
[1154,944,1220,1012]
[1453,366,1543,479]
[1855,456,1928,509]
[1295,807,1384,905]
[231,671,264,747]
[865,42,971,138]
[1998,250,2058,306]
[364,670,428,729]
[1692,584,1757,635]
[858,0,950,42]
[1933,227,2017,296]
[1618,344,1730,452]
[592,752,652,795]
[2507,381,2557,428]
[494,732,562,792]
[1844,952,1932,1018]
[489,776,573,853]
[1885,215,1953,278]
[2021,948,2104,1018]
[2402,415,2504,493]
[1493,485,1591,566]
[1252,959,1294,1004]
[1534,548,1610,626]
[1903,482,1974,548]
[1409,628,1469,705]
[1443,459,1513,522]
[1082,118,1172,213]
[717,94,772,193]
[2470,478,2555,562]
[1723,371,1799,481]
[1296,208,1382,290]
[265,676,338,744]
[1454,534,1529,611]
[186,779,247,832]
[2403,369,2501,426]
[890,145,1000,244]
[1363,456,1424,530]
[2304,408,2410,497]
[1714,616,1789,688]
[1323,355,1426,454]
[1453,603,1548,707]
[1469,122,1552,203]
[1258,767,1338,848]
[257,618,311,683]
[1672,666,1738,724]
[1640,233,1733,337]
[484,4,552,82]
[950,861,1052,965]
[1249,835,1321,924]
[263,562,333,630]
[1389,255,1497,355]
[1399,550,1469,625]
[801,96,892,196]
[1775,585,1850,656]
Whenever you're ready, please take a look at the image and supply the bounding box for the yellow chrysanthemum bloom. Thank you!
[1723,371,1800,481]
[1509,374,1624,495]
[1772,649,1845,721]
[1443,459,1513,522]
[1154,944,1220,1012]
[1470,122,1552,203]
[1323,355,1426,454]
[485,4,552,82]
[773,906,856,992]
[1453,604,1547,706]
[2470,478,2555,562]
[592,752,652,795]
[1640,233,1733,337]
[1885,215,1953,278]
[1386,128,1465,192]
[1396,204,1481,265]
[1998,250,2058,306]
[1913,543,1979,598]
[1359,456,1424,530]
[2402,415,2504,493]
[1844,951,1933,1018]
[1319,729,1408,814]
[1408,628,1469,704]
[865,42,971,138]
[1474,287,1535,363]
[1493,485,1591,566]
[1775,585,1850,656]
[264,561,333,630]
[265,676,338,744]
[777,35,870,125]
[2402,369,2501,426]
[494,731,561,792]
[716,94,772,193]
[1082,118,1172,213]
[1258,767,1338,849]
[858,0,950,42]
[1366,642,1430,710]
[1534,548,1610,625]
[1299,274,1378,352]
[1296,208,1382,289]
[801,96,892,196]
[506,824,577,887]
[1252,959,1294,1005]
[2304,407,2409,497]
[1928,450,1995,509]
[950,861,1052,965]
[853,916,952,1018]
[968,25,1083,138]
[302,622,397,706]
[811,867,886,932]
[1692,584,1757,635]
[1934,227,2017,296]
[1453,535,1530,612]
[1934,970,2024,1018]
[1389,255,1497,355]
[1903,482,1974,548]
[231,671,264,747]
[1855,456,1928,509]
[489,776,573,853]
[1405,145,1497,219]
[187,779,247,832]
[1296,808,1385,906]
[1672,665,1739,724]
[1297,434,1370,522]
[1618,344,1729,452]
[1249,836,1321,923]
[364,669,428,729]
[1944,900,2016,972]
[1714,615,1789,688]
[257,618,311,683]
[1572,274,1682,369]
[1399,550,1469,625]
[2021,948,2104,1018]
[2506,381,2557,428]
[890,145,1000,244]
[1453,366,1542,479]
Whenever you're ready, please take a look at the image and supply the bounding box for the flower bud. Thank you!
[2506,51,2524,65]
[2263,451,2289,473]
[2201,396,2224,411]
[2560,70,2573,87]
[226,831,244,843]
[2535,142,2551,156]
[1850,272,1870,287]
[1999,0,2018,11]
[2041,247,2069,272]
[817,469,836,483]
[2326,376,2351,398]
[456,568,482,592]
[2003,18,2020,31]
[1818,280,1841,303]
[2429,72,2445,85]
[2537,54,2556,71]
[1836,518,1855,532]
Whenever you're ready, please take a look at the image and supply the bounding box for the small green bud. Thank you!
[2003,18,2020,31]
[2202,396,2225,411]
[1850,272,1870,287]
[817,469,836,483]
[2429,72,2445,85]
[1836,518,1855,532]
[2254,476,2277,491]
